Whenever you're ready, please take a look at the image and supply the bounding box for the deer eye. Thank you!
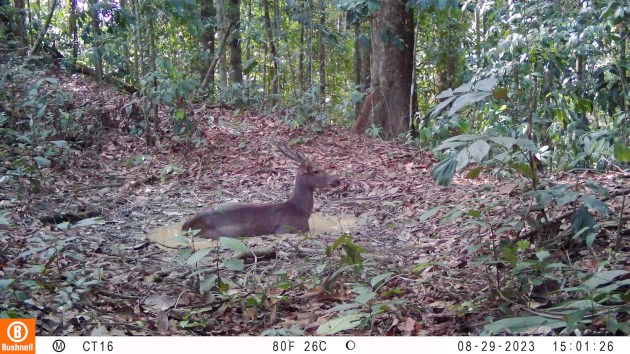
[313,170,320,174]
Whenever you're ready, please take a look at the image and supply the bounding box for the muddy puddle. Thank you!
[146,213,363,249]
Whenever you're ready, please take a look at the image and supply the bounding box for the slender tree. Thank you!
[68,0,78,62]
[216,0,228,88]
[227,0,242,83]
[318,6,325,103]
[263,0,278,96]
[200,0,216,91]
[88,0,103,81]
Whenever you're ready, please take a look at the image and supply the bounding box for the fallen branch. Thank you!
[39,210,102,224]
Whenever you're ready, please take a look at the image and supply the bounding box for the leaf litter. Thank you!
[1,68,628,336]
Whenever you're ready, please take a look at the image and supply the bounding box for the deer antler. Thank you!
[276,142,307,164]
[276,142,306,163]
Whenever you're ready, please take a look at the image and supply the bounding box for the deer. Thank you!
[181,143,341,239]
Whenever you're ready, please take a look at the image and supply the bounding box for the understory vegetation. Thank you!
[1,0,629,335]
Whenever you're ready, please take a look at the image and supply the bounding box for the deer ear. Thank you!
[298,159,308,173]
[299,159,313,173]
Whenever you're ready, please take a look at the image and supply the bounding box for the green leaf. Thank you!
[582,270,629,290]
[466,209,482,218]
[433,138,469,152]
[33,156,51,167]
[465,219,490,228]
[581,195,609,215]
[328,234,353,256]
[51,140,69,148]
[557,192,579,206]
[341,243,365,267]
[467,139,491,162]
[535,250,550,261]
[219,237,249,253]
[533,191,553,205]
[316,313,367,335]
[448,91,490,115]
[595,279,630,295]
[456,148,470,172]
[466,166,483,179]
[0,279,15,290]
[168,236,191,246]
[453,81,473,93]
[370,272,393,288]
[474,77,497,92]
[502,246,517,266]
[584,180,610,198]
[186,248,213,265]
[435,88,453,99]
[488,137,537,152]
[56,222,70,231]
[550,299,601,311]
[355,291,376,304]
[565,309,586,333]
[492,87,509,99]
[75,217,105,227]
[242,58,258,75]
[223,259,244,271]
[429,95,457,119]
[419,206,445,222]
[613,142,630,162]
[571,207,597,246]
[512,162,533,178]
[432,154,457,186]
[482,316,566,335]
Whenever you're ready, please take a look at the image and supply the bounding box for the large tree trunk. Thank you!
[352,0,413,139]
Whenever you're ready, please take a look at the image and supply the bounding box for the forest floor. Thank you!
[2,67,629,336]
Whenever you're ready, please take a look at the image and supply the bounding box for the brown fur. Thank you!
[182,159,340,239]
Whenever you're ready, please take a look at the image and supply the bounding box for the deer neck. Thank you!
[288,177,314,215]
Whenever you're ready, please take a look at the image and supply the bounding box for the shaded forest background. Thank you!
[1,0,630,336]
[2,0,629,151]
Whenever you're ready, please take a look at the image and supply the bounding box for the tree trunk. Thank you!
[13,0,28,47]
[69,0,78,62]
[216,0,228,88]
[618,23,628,141]
[30,0,57,54]
[227,0,242,83]
[299,23,305,94]
[88,0,103,82]
[361,23,370,90]
[200,0,216,91]
[353,22,362,116]
[199,22,233,91]
[352,0,413,139]
[263,0,278,96]
[318,9,325,103]
[130,0,141,82]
